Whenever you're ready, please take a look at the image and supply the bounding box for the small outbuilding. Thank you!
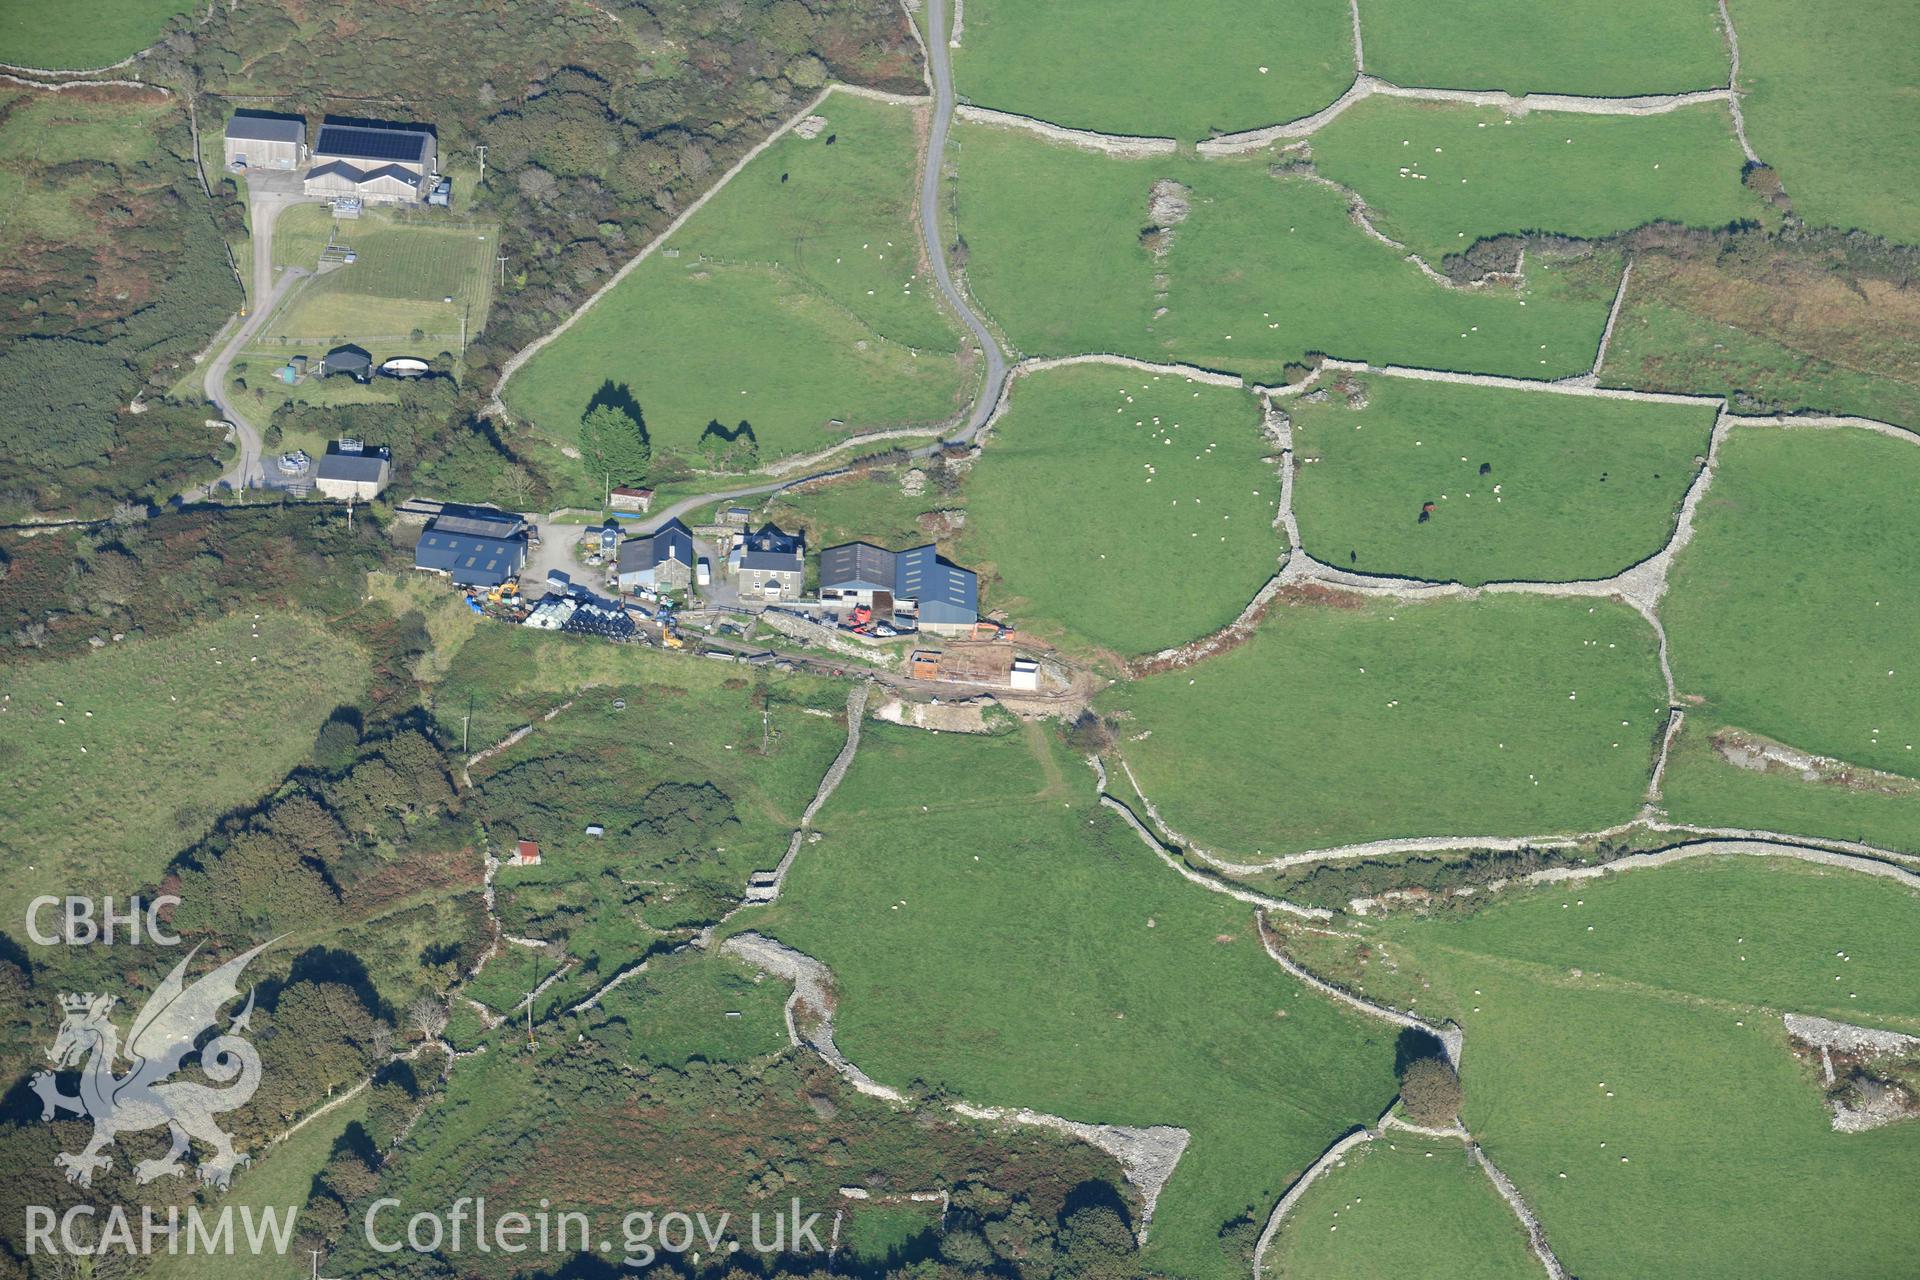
[609,486,654,513]
[313,438,391,501]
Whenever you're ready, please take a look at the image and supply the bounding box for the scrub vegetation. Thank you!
[1598,242,1920,427]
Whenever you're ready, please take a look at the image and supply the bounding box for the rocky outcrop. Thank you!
[952,1104,1190,1241]
[1783,1013,1920,1058]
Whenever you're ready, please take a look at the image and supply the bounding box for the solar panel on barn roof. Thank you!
[314,124,430,165]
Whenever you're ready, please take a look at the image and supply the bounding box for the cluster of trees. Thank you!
[1265,840,1618,913]
[172,727,462,938]
[320,1038,1161,1280]
[0,503,386,663]
[699,420,762,471]
[294,1062,428,1258]
[579,401,653,504]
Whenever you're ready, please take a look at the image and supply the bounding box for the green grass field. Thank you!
[250,205,495,358]
[1600,255,1920,427]
[1104,594,1667,856]
[951,0,1354,138]
[1664,427,1920,777]
[596,949,791,1066]
[0,85,177,252]
[749,722,1400,1280]
[1358,0,1731,96]
[766,467,955,558]
[507,94,973,468]
[144,1093,371,1280]
[0,613,366,931]
[1261,1135,1540,1280]
[1730,0,1920,242]
[1311,99,1765,263]
[1329,856,1920,1279]
[0,0,193,68]
[960,365,1285,656]
[1290,374,1717,584]
[1659,714,1920,854]
[951,123,1616,381]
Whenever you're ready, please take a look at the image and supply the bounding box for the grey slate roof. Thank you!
[414,531,523,586]
[819,542,896,592]
[225,114,304,144]
[820,540,977,622]
[617,518,694,573]
[307,159,425,191]
[739,522,803,573]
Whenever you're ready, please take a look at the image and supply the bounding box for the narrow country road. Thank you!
[621,0,1006,534]
[919,0,1009,437]
[193,181,315,496]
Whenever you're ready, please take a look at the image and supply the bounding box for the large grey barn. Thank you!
[223,114,306,171]
[304,122,437,204]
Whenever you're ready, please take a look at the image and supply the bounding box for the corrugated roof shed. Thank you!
[429,505,524,538]
[315,448,388,484]
[895,545,978,624]
[819,541,896,591]
[414,531,524,586]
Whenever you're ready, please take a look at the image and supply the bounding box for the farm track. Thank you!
[1197,75,1740,156]
[493,0,1008,536]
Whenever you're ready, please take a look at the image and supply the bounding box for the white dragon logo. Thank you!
[32,941,272,1189]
